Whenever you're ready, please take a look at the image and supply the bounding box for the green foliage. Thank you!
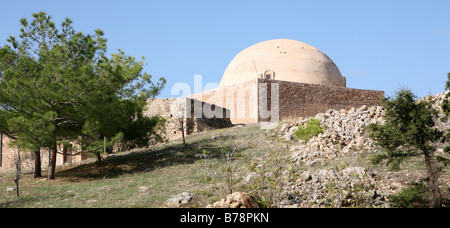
[387,157,403,171]
[294,118,325,142]
[221,147,242,195]
[388,181,429,208]
[368,88,445,207]
[446,72,450,92]
[436,156,450,167]
[256,196,271,208]
[367,89,442,163]
[324,179,374,208]
[120,115,167,150]
[246,148,297,208]
[368,153,388,166]
[368,152,406,171]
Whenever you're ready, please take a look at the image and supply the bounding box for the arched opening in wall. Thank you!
[264,70,275,80]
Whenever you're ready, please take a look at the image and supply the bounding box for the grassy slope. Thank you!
[0,125,271,208]
[0,124,448,208]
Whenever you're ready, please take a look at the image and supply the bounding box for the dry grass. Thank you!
[0,124,276,208]
[1,123,448,208]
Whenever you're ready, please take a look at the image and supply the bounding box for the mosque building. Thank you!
[0,39,384,170]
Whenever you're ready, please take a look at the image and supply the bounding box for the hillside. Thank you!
[1,93,450,208]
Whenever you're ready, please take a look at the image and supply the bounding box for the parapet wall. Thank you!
[260,79,385,121]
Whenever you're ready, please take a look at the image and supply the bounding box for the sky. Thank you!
[1,0,449,99]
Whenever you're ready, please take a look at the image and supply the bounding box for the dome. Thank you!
[219,39,346,87]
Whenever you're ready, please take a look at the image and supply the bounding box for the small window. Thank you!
[264,70,274,80]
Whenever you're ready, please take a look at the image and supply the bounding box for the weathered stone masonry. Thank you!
[187,78,384,124]
[144,98,234,141]
[263,79,385,121]
[0,134,84,171]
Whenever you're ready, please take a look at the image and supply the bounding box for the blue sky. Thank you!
[1,0,449,98]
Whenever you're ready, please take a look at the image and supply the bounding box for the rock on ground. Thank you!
[207,192,259,208]
[164,192,195,208]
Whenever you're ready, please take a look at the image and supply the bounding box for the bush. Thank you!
[294,118,324,142]
[388,181,429,208]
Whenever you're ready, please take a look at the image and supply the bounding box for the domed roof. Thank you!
[219,39,346,87]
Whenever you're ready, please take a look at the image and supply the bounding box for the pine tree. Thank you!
[0,12,166,179]
[368,89,443,207]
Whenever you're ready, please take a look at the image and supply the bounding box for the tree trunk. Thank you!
[14,146,21,197]
[181,128,186,146]
[33,149,42,178]
[179,118,186,146]
[14,179,20,197]
[96,152,102,163]
[423,150,442,208]
[48,145,57,180]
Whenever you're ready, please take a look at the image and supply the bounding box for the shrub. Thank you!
[294,118,324,142]
[388,181,429,208]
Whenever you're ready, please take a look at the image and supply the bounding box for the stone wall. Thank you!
[188,79,384,124]
[0,134,84,171]
[145,98,179,140]
[0,134,16,170]
[260,79,385,121]
[145,98,234,141]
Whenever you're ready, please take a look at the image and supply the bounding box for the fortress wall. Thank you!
[145,98,183,141]
[260,79,385,121]
[187,79,384,124]
[145,98,177,118]
[145,98,233,141]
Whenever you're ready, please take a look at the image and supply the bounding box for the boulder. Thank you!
[207,192,259,208]
[164,192,194,208]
